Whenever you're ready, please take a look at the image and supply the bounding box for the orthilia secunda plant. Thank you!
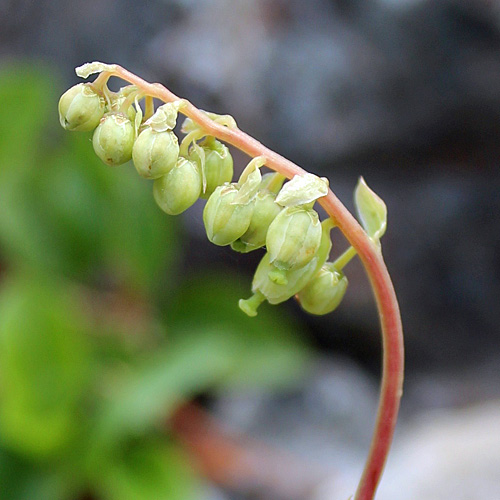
[58,62,404,500]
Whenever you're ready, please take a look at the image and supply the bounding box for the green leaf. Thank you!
[0,274,91,458]
[0,448,73,500]
[165,273,312,390]
[0,129,179,293]
[93,440,198,500]
[94,330,238,442]
[354,176,387,240]
[0,65,52,177]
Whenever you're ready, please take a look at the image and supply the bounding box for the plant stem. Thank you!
[109,65,404,500]
[333,245,357,271]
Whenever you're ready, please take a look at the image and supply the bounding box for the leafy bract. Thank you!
[354,176,387,240]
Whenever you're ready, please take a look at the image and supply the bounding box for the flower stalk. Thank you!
[62,62,404,500]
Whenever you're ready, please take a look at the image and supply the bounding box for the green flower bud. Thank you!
[153,157,202,215]
[111,98,136,123]
[92,114,135,166]
[297,266,348,315]
[239,219,334,316]
[108,86,138,122]
[266,205,322,271]
[203,184,255,246]
[249,251,320,305]
[231,190,281,253]
[132,127,180,179]
[58,83,105,132]
[189,138,233,199]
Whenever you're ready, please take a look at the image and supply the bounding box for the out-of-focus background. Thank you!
[1,0,499,499]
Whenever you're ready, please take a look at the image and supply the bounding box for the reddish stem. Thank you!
[109,65,405,500]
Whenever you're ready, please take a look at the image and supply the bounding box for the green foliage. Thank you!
[0,275,90,458]
[165,273,311,389]
[0,65,311,499]
[93,440,198,500]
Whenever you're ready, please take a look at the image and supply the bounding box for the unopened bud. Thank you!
[132,128,179,179]
[59,83,105,132]
[239,219,334,316]
[297,266,348,315]
[266,205,321,271]
[92,114,135,166]
[189,138,233,198]
[153,157,201,215]
[108,89,137,122]
[251,252,320,305]
[203,184,254,246]
[231,190,281,253]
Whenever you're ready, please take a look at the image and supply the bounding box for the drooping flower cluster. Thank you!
[58,64,387,317]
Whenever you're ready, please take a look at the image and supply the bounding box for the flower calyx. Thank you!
[202,157,265,246]
[58,83,106,132]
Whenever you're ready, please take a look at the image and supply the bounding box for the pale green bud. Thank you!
[231,190,281,253]
[297,266,348,315]
[203,184,255,246]
[249,251,320,306]
[109,96,136,123]
[189,138,233,199]
[92,114,135,166]
[239,219,334,316]
[132,128,179,179]
[266,205,322,271]
[58,83,105,132]
[107,86,138,122]
[153,157,201,215]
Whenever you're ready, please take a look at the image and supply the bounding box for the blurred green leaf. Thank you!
[165,272,312,390]
[0,64,52,175]
[94,330,239,443]
[93,439,198,500]
[0,449,74,500]
[0,274,91,458]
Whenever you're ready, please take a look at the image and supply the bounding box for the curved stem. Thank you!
[109,65,404,500]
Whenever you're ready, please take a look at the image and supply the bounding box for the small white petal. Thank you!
[232,166,262,205]
[75,62,117,79]
[276,173,329,207]
[145,103,180,132]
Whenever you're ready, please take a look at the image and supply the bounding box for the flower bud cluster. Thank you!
[199,161,348,316]
[59,71,363,318]
[58,82,235,216]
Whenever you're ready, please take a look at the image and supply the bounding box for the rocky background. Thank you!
[2,0,500,498]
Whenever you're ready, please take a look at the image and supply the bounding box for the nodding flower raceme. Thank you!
[57,62,404,500]
[58,62,388,318]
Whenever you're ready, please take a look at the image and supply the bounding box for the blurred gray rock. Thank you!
[213,356,378,499]
[314,399,500,500]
